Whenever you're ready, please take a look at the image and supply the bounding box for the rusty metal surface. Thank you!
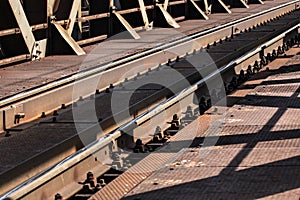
[1,4,300,197]
[0,0,293,100]
[0,0,297,136]
[117,47,300,200]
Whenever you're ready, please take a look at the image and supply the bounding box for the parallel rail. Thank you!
[0,1,298,134]
[1,6,300,200]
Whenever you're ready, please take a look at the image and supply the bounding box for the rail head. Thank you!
[0,0,299,109]
[2,16,299,200]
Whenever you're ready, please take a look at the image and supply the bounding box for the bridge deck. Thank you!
[0,0,289,99]
[91,47,300,200]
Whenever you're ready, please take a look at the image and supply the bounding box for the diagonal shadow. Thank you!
[123,73,300,199]
[123,156,300,200]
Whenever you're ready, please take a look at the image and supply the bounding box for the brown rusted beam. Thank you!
[53,23,86,55]
[174,16,185,21]
[77,13,111,22]
[168,0,186,6]
[77,35,108,46]
[0,23,48,37]
[0,54,30,66]
[117,7,141,15]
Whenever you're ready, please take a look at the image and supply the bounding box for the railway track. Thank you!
[1,1,300,199]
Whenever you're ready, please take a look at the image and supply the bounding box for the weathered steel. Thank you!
[0,1,300,198]
[188,0,209,20]
[0,0,250,63]
[67,0,81,36]
[53,23,86,55]
[0,0,248,64]
[157,4,181,28]
[113,11,141,39]
[0,54,30,66]
[138,0,150,29]
[8,0,36,55]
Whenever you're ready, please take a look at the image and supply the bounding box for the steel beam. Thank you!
[138,0,151,29]
[8,0,36,55]
[67,0,81,36]
[164,0,169,10]
[188,0,209,20]
[48,0,60,16]
[8,0,47,60]
[53,23,86,55]
[157,4,181,28]
[113,11,141,39]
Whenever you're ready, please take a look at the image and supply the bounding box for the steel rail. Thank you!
[0,0,298,109]
[2,17,299,200]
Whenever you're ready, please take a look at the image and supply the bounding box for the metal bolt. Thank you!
[61,104,66,109]
[79,96,84,101]
[54,193,63,200]
[14,113,25,124]
[5,131,11,137]
[96,89,101,94]
[41,112,46,118]
[247,65,253,75]
[167,59,172,66]
[186,105,194,118]
[53,110,58,116]
[99,179,106,187]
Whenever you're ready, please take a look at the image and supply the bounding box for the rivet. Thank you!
[41,112,46,118]
[53,110,58,116]
[5,131,11,137]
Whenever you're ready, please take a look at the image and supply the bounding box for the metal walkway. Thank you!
[91,47,300,200]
